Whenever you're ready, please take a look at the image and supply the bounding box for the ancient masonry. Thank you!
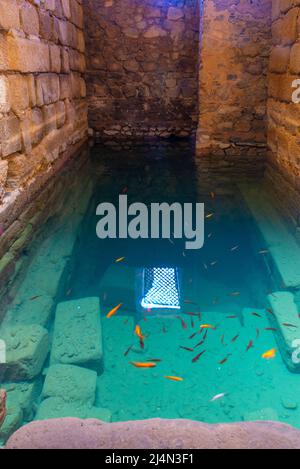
[266,0,300,226]
[84,0,200,140]
[0,0,88,210]
[196,0,272,158]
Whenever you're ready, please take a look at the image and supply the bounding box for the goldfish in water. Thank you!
[200,324,215,330]
[246,340,253,351]
[164,376,183,382]
[115,257,125,263]
[124,345,133,357]
[206,213,214,219]
[189,333,197,341]
[106,303,123,318]
[231,334,239,343]
[179,346,194,352]
[177,316,188,330]
[135,324,145,340]
[130,362,156,368]
[262,348,276,359]
[192,350,206,363]
[252,312,262,318]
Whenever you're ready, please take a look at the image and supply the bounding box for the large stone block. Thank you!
[8,75,29,113]
[267,292,300,372]
[269,46,290,73]
[19,1,39,36]
[42,364,97,405]
[0,325,49,381]
[7,34,50,73]
[290,42,300,74]
[50,298,103,372]
[0,75,11,113]
[35,397,111,422]
[36,74,60,106]
[0,115,22,157]
[0,0,20,31]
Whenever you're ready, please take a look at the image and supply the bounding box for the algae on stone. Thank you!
[50,297,102,372]
[36,397,111,422]
[0,325,49,381]
[42,364,97,405]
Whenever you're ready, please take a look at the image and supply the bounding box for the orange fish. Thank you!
[106,303,123,318]
[130,362,156,368]
[262,348,276,359]
[164,376,183,382]
[200,324,215,330]
[206,213,214,219]
[135,324,145,340]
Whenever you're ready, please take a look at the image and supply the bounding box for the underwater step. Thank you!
[50,297,103,373]
[267,292,300,372]
[35,397,111,422]
[0,325,49,381]
[42,364,97,406]
[239,184,300,288]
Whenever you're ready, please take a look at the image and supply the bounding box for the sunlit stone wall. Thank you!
[196,0,272,158]
[83,0,200,140]
[266,0,300,226]
[0,0,88,211]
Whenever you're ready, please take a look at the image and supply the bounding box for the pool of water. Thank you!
[1,142,300,443]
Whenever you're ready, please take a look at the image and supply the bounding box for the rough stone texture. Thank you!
[0,324,49,381]
[0,0,88,207]
[42,364,97,405]
[50,298,103,372]
[5,418,300,449]
[266,1,300,228]
[196,0,272,157]
[83,0,199,140]
[35,399,111,422]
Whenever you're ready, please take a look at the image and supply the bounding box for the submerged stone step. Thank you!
[267,292,300,372]
[42,364,97,406]
[0,325,49,381]
[50,298,103,373]
[35,397,111,422]
[240,184,300,288]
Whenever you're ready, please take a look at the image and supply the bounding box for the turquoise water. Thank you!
[1,142,300,443]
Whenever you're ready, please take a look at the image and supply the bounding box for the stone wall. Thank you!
[0,0,88,214]
[196,0,272,158]
[266,0,300,227]
[83,0,199,141]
